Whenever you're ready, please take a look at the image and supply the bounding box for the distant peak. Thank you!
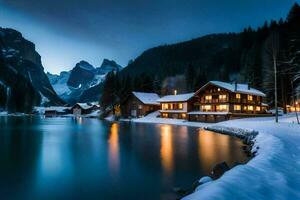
[101,58,118,66]
[75,60,95,71]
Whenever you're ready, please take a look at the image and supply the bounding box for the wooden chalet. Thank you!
[157,93,195,119]
[188,81,270,122]
[71,103,98,115]
[121,92,160,118]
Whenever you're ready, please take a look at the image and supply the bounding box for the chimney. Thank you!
[234,81,237,91]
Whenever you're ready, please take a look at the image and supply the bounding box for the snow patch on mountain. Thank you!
[47,59,122,104]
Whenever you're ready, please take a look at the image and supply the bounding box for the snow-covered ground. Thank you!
[127,112,300,199]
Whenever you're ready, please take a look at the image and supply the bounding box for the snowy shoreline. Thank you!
[120,113,300,200]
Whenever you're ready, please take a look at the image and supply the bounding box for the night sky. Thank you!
[0,0,297,74]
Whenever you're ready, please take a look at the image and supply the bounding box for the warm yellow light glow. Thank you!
[162,103,168,110]
[219,94,227,100]
[216,104,228,111]
[174,90,177,95]
[247,95,253,101]
[201,105,212,111]
[205,95,212,100]
[236,93,241,99]
[198,129,229,174]
[234,104,241,111]
[248,105,254,111]
[109,123,120,175]
[181,113,186,118]
[178,103,183,109]
[160,125,173,176]
[256,106,261,111]
[162,113,168,118]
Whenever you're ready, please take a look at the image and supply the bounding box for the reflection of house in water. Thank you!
[160,125,174,176]
[44,107,70,117]
[70,103,99,115]
[108,123,120,177]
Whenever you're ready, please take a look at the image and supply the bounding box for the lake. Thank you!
[0,116,249,200]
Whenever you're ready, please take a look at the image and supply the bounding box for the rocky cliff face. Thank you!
[0,27,64,112]
[67,61,96,88]
[96,59,122,74]
[47,59,122,104]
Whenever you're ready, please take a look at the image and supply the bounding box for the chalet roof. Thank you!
[44,106,69,112]
[132,92,160,105]
[157,93,195,103]
[72,103,94,110]
[197,81,266,97]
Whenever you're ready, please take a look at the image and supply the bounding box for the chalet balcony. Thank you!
[201,98,228,104]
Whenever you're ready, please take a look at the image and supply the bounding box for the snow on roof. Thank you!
[157,93,195,103]
[132,92,160,105]
[198,81,266,97]
[34,106,70,114]
[73,103,93,110]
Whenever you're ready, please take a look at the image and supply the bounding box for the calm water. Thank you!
[0,116,248,200]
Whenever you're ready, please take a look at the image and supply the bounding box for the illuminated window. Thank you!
[236,94,241,99]
[234,105,241,111]
[162,104,168,110]
[217,88,221,91]
[256,106,261,111]
[247,95,253,101]
[216,104,228,111]
[244,106,247,110]
[162,113,168,118]
[219,94,227,100]
[205,95,212,100]
[178,103,183,109]
[248,105,254,111]
[181,113,186,118]
[138,105,143,109]
[202,105,212,111]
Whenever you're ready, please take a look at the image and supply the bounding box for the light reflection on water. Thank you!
[108,123,120,177]
[0,117,249,200]
[160,125,174,177]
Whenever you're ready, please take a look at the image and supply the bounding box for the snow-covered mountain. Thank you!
[0,27,65,113]
[97,59,122,74]
[47,71,71,99]
[47,59,122,104]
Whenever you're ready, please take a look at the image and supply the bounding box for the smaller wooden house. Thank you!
[157,93,195,119]
[121,92,160,118]
[71,103,98,115]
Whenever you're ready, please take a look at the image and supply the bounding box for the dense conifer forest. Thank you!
[100,3,300,113]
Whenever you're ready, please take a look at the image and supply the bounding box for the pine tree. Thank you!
[100,72,118,112]
[193,69,207,91]
[287,3,300,23]
[185,64,195,92]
